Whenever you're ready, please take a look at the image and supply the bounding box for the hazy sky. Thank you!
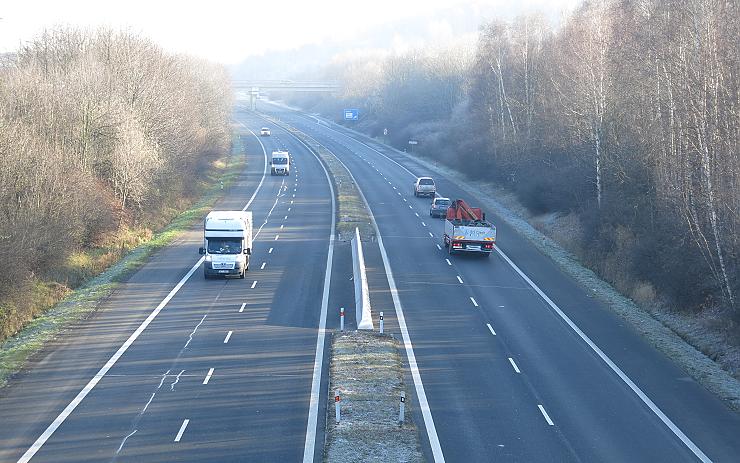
[0,0,580,64]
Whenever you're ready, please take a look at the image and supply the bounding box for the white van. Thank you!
[199,211,253,279]
[271,150,290,176]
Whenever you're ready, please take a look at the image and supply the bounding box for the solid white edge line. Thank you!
[17,122,269,463]
[308,113,711,463]
[174,419,190,442]
[495,247,712,462]
[538,405,554,426]
[486,323,497,336]
[203,368,214,385]
[508,357,521,374]
[284,132,336,463]
[284,122,445,462]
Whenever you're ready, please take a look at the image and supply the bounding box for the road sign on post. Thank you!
[344,109,359,121]
[408,139,419,152]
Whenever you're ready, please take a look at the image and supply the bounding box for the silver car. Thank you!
[430,197,450,218]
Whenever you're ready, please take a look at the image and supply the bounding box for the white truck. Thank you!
[199,211,253,279]
[271,150,290,176]
[443,199,496,256]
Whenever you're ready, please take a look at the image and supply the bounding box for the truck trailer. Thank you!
[199,211,253,279]
[443,199,496,255]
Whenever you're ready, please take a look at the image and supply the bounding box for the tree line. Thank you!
[0,28,232,341]
[286,0,739,331]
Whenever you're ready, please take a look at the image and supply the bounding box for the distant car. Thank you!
[430,197,451,218]
[260,127,271,136]
[414,177,436,197]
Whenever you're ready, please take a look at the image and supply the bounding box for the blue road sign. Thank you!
[344,109,359,121]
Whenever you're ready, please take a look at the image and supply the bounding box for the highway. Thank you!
[262,102,740,463]
[0,113,337,462]
[2,103,740,463]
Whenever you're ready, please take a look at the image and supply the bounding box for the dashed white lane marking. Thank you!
[251,281,257,289]
[456,276,464,284]
[292,193,296,197]
[275,234,280,240]
[288,207,291,211]
[268,247,273,254]
[260,262,266,270]
[398,192,402,196]
[408,205,413,209]
[470,297,479,307]
[393,186,397,190]
[415,212,419,217]
[284,215,288,220]
[508,358,521,373]
[538,405,554,426]
[290,200,294,204]
[428,232,434,237]
[280,224,284,229]
[487,323,497,335]
[436,244,442,250]
[223,331,233,344]
[174,419,190,442]
[422,221,427,227]
[445,259,452,266]
[403,198,407,202]
[203,368,214,385]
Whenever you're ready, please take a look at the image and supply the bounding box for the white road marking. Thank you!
[408,205,413,209]
[457,276,463,284]
[174,419,190,442]
[268,247,273,254]
[538,405,554,426]
[508,358,521,374]
[290,200,294,204]
[239,303,246,312]
[292,193,296,197]
[470,297,479,307]
[415,212,419,217]
[251,281,257,289]
[429,232,434,237]
[280,224,284,229]
[445,259,452,266]
[288,207,291,211]
[422,222,426,227]
[223,331,233,344]
[436,244,442,250]
[284,215,288,220]
[170,370,185,391]
[393,186,397,190]
[184,314,207,349]
[403,198,407,202]
[260,262,266,270]
[495,248,711,461]
[282,130,337,463]
[398,192,402,196]
[275,234,280,240]
[487,323,497,336]
[116,429,137,454]
[203,368,214,385]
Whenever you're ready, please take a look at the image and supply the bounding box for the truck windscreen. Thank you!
[273,158,288,165]
[207,238,242,254]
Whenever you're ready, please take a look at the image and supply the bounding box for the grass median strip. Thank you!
[327,331,423,463]
[0,131,246,388]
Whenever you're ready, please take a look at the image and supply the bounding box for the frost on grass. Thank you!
[327,331,423,463]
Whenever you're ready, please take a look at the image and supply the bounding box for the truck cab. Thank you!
[199,211,253,279]
[271,150,290,176]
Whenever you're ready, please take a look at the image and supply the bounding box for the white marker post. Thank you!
[399,391,406,425]
[379,312,384,334]
[335,390,341,424]
[340,307,345,332]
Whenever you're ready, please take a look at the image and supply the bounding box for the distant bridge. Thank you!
[233,80,340,109]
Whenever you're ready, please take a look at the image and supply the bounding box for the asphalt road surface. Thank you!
[261,101,740,463]
[0,113,336,463]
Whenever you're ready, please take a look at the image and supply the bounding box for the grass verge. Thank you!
[0,133,245,388]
